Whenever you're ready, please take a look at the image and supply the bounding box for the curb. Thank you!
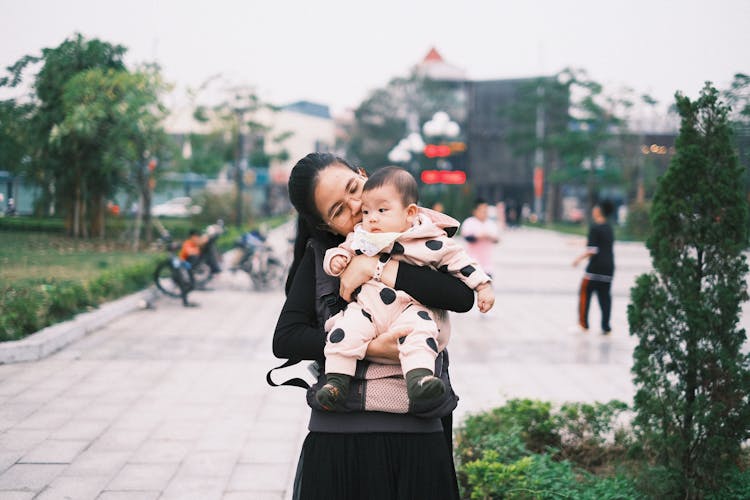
[0,287,160,365]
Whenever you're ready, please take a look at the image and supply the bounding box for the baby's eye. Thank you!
[362,210,369,215]
[379,208,387,213]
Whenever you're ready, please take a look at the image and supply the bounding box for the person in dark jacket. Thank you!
[572,200,615,335]
[274,153,474,499]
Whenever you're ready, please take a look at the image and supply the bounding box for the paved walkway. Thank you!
[1,225,749,499]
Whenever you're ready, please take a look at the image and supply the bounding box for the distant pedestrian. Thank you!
[572,200,615,334]
[461,198,500,279]
[6,197,16,216]
[431,201,445,213]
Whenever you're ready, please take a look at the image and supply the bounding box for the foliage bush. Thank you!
[628,85,750,498]
[463,451,640,500]
[623,201,651,241]
[0,257,159,342]
[456,398,750,499]
[456,399,636,499]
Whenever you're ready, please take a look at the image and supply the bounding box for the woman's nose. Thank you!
[348,197,361,215]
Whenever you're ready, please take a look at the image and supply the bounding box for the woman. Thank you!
[274,153,474,499]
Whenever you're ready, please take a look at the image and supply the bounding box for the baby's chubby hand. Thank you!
[476,283,495,313]
[330,255,348,275]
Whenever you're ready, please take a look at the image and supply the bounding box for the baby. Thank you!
[317,166,495,410]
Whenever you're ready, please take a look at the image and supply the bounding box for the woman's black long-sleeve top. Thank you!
[273,245,474,361]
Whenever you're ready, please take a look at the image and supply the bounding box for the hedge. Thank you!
[0,257,160,342]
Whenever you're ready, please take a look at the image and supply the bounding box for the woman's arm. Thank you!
[273,247,326,360]
[339,255,474,312]
[394,261,474,312]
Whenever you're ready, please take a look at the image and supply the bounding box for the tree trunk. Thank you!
[144,172,153,244]
[73,182,81,238]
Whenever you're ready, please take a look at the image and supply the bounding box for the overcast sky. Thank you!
[2,0,748,116]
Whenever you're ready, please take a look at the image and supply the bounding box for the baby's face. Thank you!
[361,184,414,233]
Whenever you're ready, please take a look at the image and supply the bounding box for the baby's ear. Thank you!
[406,203,419,221]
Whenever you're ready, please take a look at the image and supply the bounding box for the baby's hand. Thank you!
[330,255,348,275]
[476,283,495,313]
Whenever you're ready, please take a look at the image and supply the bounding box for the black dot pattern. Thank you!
[426,338,438,352]
[380,288,396,305]
[445,226,458,237]
[329,328,345,343]
[391,242,404,254]
[417,311,432,321]
[355,249,363,255]
[379,253,390,263]
[425,240,443,251]
[398,336,406,344]
[438,265,449,273]
[460,265,476,277]
[361,309,372,322]
[352,286,362,299]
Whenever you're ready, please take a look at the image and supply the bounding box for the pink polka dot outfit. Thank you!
[322,208,491,377]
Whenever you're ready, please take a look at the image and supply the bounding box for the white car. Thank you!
[152,197,202,217]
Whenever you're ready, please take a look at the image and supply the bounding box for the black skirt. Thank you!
[293,431,460,500]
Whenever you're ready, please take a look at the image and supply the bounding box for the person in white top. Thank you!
[460,198,500,278]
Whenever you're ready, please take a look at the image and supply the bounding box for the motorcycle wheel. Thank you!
[192,259,213,289]
[154,259,193,298]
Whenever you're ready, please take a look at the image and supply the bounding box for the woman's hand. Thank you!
[366,325,413,362]
[339,254,377,301]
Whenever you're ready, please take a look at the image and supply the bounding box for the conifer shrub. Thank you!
[628,84,750,498]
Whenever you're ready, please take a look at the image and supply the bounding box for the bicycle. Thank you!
[230,229,286,291]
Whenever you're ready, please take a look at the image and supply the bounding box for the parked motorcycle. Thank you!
[228,229,286,290]
[152,220,224,303]
[190,220,224,289]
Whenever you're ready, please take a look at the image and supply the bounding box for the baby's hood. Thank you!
[417,207,461,237]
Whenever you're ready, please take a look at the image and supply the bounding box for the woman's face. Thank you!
[314,163,366,236]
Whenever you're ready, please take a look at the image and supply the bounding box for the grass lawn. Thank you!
[0,231,159,285]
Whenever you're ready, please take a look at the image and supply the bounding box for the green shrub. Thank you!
[456,399,638,499]
[0,285,46,341]
[0,257,160,342]
[556,400,631,469]
[623,202,651,240]
[457,399,560,464]
[45,280,92,318]
[463,450,639,500]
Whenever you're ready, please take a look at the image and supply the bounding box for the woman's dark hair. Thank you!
[285,152,359,294]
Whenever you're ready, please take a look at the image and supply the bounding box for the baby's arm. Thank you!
[433,235,492,290]
[324,247,353,276]
[476,282,495,313]
[323,233,357,277]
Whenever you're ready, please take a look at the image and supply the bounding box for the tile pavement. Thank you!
[1,226,749,499]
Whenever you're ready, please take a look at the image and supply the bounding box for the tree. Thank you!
[0,99,32,175]
[50,66,168,238]
[722,73,750,193]
[1,34,168,238]
[628,84,750,498]
[505,69,630,222]
[346,74,464,169]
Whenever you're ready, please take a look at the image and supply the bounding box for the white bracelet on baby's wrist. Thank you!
[373,254,390,281]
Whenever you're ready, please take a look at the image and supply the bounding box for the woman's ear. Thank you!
[357,167,368,178]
